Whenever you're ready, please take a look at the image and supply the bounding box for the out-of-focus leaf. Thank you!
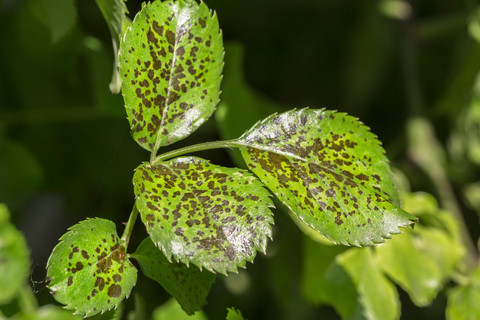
[216,42,282,167]
[338,248,401,320]
[11,304,82,320]
[225,307,244,320]
[0,204,30,305]
[377,192,464,306]
[464,182,480,215]
[152,299,207,320]
[446,266,480,320]
[0,139,42,203]
[133,157,274,274]
[29,0,76,43]
[131,237,215,314]
[94,0,129,93]
[119,0,223,151]
[301,237,348,304]
[239,108,416,245]
[46,218,137,317]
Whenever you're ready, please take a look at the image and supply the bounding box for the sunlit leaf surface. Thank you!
[46,218,137,316]
[119,0,223,151]
[133,157,274,274]
[238,108,415,245]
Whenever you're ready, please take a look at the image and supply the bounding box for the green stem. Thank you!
[151,139,243,164]
[121,204,139,247]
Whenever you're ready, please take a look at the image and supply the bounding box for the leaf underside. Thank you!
[239,108,416,246]
[46,218,137,317]
[119,0,223,151]
[132,237,215,315]
[133,157,274,274]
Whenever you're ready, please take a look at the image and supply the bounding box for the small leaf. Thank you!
[152,299,207,320]
[46,218,137,317]
[95,0,129,93]
[119,0,223,151]
[131,237,216,314]
[239,108,416,245]
[446,266,480,320]
[226,307,245,320]
[133,157,274,274]
[338,248,401,320]
[0,204,31,305]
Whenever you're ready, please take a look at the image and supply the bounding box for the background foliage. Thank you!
[1,0,480,319]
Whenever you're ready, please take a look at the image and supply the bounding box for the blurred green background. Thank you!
[1,0,480,319]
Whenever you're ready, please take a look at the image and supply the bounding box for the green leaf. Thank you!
[95,0,129,93]
[46,218,137,317]
[338,248,401,320]
[239,108,416,245]
[446,266,480,320]
[119,0,223,152]
[0,204,31,305]
[152,299,208,320]
[376,192,464,306]
[133,157,274,274]
[225,307,244,320]
[11,305,82,320]
[29,0,76,43]
[131,237,216,314]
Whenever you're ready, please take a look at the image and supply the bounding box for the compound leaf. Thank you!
[131,237,215,315]
[0,204,31,305]
[46,218,137,317]
[119,0,223,151]
[133,157,274,274]
[239,108,416,245]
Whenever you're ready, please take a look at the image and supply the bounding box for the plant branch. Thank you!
[121,204,139,247]
[151,139,243,164]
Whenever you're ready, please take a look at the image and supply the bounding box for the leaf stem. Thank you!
[121,204,139,247]
[151,139,243,164]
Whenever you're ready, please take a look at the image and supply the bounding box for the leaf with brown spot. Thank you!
[133,157,274,274]
[131,237,215,314]
[238,108,416,246]
[46,218,137,317]
[119,0,223,152]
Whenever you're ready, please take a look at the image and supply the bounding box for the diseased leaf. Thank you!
[338,248,400,320]
[46,218,137,317]
[131,237,216,314]
[119,0,223,151]
[0,204,31,305]
[152,299,207,320]
[95,0,129,93]
[133,157,274,274]
[239,108,416,245]
[446,265,480,320]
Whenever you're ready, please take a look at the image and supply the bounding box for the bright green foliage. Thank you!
[46,219,137,317]
[152,299,207,320]
[95,0,129,93]
[30,0,76,43]
[119,0,223,152]
[133,157,274,274]
[376,192,464,306]
[239,108,416,245]
[338,248,400,320]
[225,307,244,320]
[447,265,480,320]
[131,237,215,314]
[11,305,82,320]
[0,204,30,305]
